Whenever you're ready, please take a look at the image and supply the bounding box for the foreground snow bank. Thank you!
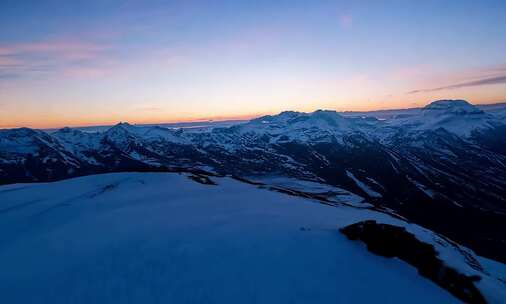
[0,172,504,303]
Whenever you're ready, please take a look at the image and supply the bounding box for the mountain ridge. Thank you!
[1,99,506,263]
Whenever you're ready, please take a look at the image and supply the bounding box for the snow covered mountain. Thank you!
[1,99,506,264]
[385,99,502,137]
[0,172,505,303]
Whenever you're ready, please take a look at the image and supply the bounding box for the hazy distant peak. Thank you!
[106,122,138,133]
[115,122,134,128]
[255,109,344,124]
[278,110,301,117]
[251,111,302,124]
[423,100,483,115]
[0,127,38,136]
[310,109,343,119]
[55,126,86,135]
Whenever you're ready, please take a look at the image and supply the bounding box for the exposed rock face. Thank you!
[340,220,486,304]
[187,173,217,185]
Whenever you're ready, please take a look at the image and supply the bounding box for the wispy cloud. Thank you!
[407,74,506,94]
[0,41,107,58]
[0,40,111,80]
[0,38,187,81]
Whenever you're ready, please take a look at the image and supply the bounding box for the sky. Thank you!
[1,0,505,128]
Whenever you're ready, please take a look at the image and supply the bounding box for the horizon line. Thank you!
[2,100,505,130]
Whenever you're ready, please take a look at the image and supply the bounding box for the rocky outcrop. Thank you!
[340,220,486,304]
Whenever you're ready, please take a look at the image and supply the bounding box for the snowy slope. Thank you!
[2,99,506,267]
[0,172,505,303]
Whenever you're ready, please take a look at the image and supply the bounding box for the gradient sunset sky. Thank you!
[1,0,505,128]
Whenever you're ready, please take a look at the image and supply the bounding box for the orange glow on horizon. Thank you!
[2,95,505,130]
[0,112,269,130]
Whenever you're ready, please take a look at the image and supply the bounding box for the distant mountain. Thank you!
[1,99,506,263]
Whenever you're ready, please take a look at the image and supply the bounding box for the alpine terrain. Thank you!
[1,100,506,303]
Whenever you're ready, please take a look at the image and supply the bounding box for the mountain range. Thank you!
[1,99,506,263]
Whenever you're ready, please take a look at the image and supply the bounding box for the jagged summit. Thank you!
[313,109,339,114]
[309,109,345,124]
[106,122,139,134]
[107,122,136,132]
[116,122,133,127]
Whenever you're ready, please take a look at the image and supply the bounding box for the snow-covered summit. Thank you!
[252,111,302,124]
[106,122,138,134]
[422,99,485,115]
[0,127,61,154]
[386,99,500,137]
[102,123,143,149]
[239,100,504,141]
[104,123,187,145]
[252,110,348,127]
[233,109,374,145]
[296,110,348,127]
[53,127,102,154]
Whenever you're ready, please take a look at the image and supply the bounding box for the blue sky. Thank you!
[1,0,505,127]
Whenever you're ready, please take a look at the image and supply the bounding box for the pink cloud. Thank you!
[0,39,112,79]
[62,66,112,78]
[0,40,109,59]
[405,64,506,94]
[0,38,186,81]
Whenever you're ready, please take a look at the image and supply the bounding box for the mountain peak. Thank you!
[57,127,74,133]
[0,127,38,137]
[305,109,345,127]
[311,109,341,117]
[115,122,133,127]
[105,122,138,139]
[107,122,137,133]
[251,111,302,124]
[278,110,301,117]
[423,100,483,115]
